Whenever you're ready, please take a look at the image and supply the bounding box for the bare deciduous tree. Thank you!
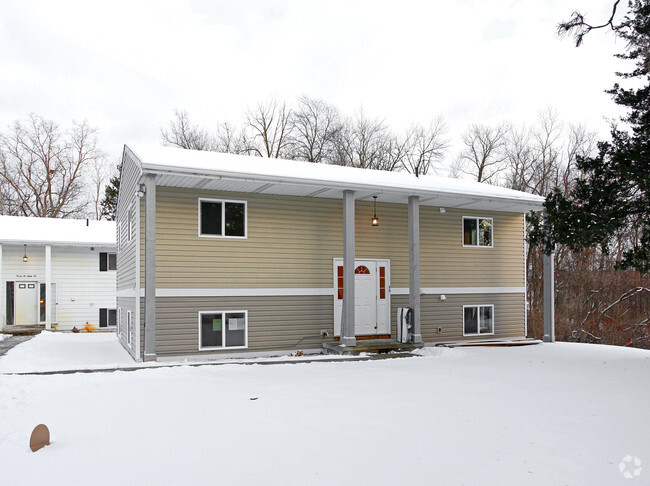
[292,95,341,163]
[402,118,449,176]
[0,114,102,217]
[245,99,295,158]
[453,123,509,183]
[87,158,111,220]
[161,109,217,151]
[334,108,392,170]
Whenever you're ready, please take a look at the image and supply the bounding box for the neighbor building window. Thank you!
[463,217,493,247]
[199,198,247,238]
[99,252,117,271]
[463,305,494,336]
[199,310,248,349]
[99,308,117,328]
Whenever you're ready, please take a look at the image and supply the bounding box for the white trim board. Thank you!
[156,288,336,297]
[390,287,525,295]
[128,287,525,298]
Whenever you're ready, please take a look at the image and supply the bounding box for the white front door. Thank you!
[354,263,377,335]
[15,282,38,326]
[333,259,391,337]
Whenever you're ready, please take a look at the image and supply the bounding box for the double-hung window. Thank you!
[463,216,493,247]
[199,198,247,238]
[463,305,494,336]
[199,311,247,349]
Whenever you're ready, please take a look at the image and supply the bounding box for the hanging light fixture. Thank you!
[23,244,28,262]
[371,196,379,226]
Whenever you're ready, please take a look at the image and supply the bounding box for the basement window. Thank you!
[199,198,247,238]
[463,217,493,247]
[463,305,494,336]
[199,311,248,350]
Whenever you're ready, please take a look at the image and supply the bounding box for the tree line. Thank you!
[161,98,449,176]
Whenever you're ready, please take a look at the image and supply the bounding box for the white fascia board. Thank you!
[390,287,526,295]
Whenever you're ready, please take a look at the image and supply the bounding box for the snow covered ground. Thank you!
[0,334,648,485]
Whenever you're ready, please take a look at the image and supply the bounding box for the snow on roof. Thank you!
[0,216,115,247]
[126,144,545,210]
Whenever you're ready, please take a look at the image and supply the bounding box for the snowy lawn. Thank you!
[0,339,648,485]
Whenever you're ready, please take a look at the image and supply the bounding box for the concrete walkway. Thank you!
[0,335,34,356]
[4,351,419,376]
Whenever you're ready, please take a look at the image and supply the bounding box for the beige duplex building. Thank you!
[115,144,546,361]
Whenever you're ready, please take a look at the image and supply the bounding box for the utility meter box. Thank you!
[397,307,412,343]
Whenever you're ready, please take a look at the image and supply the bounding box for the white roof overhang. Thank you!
[126,144,545,213]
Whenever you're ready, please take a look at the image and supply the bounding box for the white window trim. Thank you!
[462,216,494,248]
[99,252,117,272]
[127,310,133,345]
[198,198,248,239]
[99,307,118,328]
[127,203,133,242]
[462,304,495,336]
[198,310,249,351]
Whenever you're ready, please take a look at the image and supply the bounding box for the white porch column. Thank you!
[543,249,555,343]
[341,190,356,347]
[408,196,422,343]
[45,244,51,330]
[144,173,157,361]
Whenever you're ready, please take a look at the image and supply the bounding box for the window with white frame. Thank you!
[463,305,494,336]
[199,198,247,238]
[463,216,493,247]
[199,310,247,349]
[99,252,117,271]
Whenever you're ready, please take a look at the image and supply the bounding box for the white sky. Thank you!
[0,0,629,169]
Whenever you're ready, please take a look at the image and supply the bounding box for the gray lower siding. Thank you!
[153,295,333,357]
[392,293,525,342]
[117,296,138,359]
[144,292,525,358]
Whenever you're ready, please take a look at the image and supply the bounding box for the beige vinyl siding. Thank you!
[420,207,524,287]
[391,293,525,341]
[152,295,333,357]
[141,187,524,290]
[116,152,141,291]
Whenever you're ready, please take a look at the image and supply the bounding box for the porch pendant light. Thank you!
[23,244,28,262]
[371,196,379,227]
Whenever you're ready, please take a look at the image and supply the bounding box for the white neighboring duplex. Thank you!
[0,216,117,331]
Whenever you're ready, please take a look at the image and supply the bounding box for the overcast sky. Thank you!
[0,0,628,171]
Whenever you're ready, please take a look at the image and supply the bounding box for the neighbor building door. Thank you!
[15,281,38,326]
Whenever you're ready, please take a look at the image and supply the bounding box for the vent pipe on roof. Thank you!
[86,218,89,226]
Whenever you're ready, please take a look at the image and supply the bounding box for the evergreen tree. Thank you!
[531,0,650,273]
[100,163,121,221]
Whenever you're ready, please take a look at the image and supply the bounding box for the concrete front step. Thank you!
[322,339,424,355]
[1,325,44,336]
